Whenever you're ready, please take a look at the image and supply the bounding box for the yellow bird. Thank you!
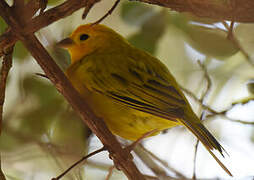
[57,24,232,176]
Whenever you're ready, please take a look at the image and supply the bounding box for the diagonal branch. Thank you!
[0,1,145,180]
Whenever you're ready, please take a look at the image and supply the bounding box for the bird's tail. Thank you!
[178,115,232,176]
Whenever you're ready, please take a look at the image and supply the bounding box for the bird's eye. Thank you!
[79,34,89,41]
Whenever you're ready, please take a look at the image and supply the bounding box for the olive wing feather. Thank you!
[80,53,187,122]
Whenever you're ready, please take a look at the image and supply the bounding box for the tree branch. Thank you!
[0,1,145,180]
[133,0,254,22]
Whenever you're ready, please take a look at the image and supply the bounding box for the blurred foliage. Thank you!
[47,0,65,6]
[247,79,254,95]
[1,0,254,179]
[19,76,65,138]
[121,2,239,59]
[121,2,167,54]
[13,41,29,62]
[235,24,254,59]
[121,1,155,26]
[127,10,167,54]
[168,13,239,59]
[182,24,239,58]
[1,76,90,179]
[24,0,64,6]
[0,17,7,34]
[17,76,88,154]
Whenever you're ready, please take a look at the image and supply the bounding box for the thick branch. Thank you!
[0,1,145,180]
[134,0,254,22]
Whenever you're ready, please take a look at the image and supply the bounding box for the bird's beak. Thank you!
[56,38,74,49]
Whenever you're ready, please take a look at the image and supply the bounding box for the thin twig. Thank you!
[35,72,49,79]
[183,89,254,126]
[181,84,254,128]
[137,144,186,179]
[105,166,114,180]
[39,0,48,15]
[92,0,120,24]
[221,21,229,30]
[226,118,254,125]
[227,21,235,39]
[180,86,220,114]
[125,129,158,153]
[207,114,254,125]
[197,61,212,103]
[134,145,170,179]
[52,147,106,180]
[192,139,199,180]
[221,21,254,67]
[193,61,212,179]
[82,0,101,19]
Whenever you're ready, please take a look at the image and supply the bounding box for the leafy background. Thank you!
[1,0,254,179]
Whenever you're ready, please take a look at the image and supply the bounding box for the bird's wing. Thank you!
[80,53,187,122]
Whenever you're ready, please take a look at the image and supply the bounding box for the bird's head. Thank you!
[57,24,127,64]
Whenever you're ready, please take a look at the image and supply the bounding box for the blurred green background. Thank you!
[1,0,254,179]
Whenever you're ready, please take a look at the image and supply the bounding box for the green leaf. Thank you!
[168,13,239,58]
[24,0,64,6]
[22,76,63,106]
[121,1,155,26]
[0,130,23,151]
[48,0,65,6]
[18,76,64,138]
[184,24,239,58]
[0,17,7,34]
[49,111,89,155]
[19,75,89,155]
[234,24,254,58]
[168,12,189,30]
[13,41,29,62]
[19,107,57,139]
[128,11,167,54]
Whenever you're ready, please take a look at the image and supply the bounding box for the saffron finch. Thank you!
[57,24,232,176]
